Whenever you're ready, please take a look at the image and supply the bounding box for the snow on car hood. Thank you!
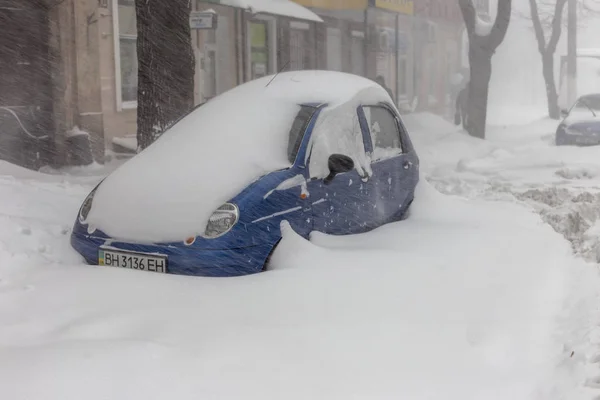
[86,82,299,243]
[86,71,391,243]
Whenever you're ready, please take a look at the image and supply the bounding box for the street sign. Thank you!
[189,11,218,30]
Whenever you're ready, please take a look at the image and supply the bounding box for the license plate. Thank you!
[98,247,167,273]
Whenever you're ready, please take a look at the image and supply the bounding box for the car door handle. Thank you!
[403,161,413,170]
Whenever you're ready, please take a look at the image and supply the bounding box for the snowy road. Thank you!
[1,115,600,399]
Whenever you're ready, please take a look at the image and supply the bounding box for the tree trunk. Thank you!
[542,52,560,119]
[466,36,493,139]
[459,0,512,140]
[135,0,195,151]
[527,0,567,120]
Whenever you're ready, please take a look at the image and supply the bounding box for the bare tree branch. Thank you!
[516,0,600,30]
[546,0,568,53]
[459,0,477,37]
[488,0,512,50]
[529,0,547,54]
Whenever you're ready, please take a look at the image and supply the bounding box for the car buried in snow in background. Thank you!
[70,71,419,277]
[556,93,600,146]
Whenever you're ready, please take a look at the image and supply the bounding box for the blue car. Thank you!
[71,71,419,277]
[556,93,600,146]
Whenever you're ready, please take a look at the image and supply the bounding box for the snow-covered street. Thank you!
[2,114,600,399]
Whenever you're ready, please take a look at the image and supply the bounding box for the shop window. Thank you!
[249,21,269,79]
[290,22,310,71]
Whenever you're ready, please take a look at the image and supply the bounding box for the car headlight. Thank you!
[78,187,98,224]
[565,127,583,136]
[200,203,239,239]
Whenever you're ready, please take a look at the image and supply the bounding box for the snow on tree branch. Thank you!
[460,0,512,51]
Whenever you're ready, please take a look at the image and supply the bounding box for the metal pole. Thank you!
[567,0,577,105]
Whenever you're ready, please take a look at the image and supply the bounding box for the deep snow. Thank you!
[1,114,600,400]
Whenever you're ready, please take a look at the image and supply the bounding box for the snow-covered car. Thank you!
[70,71,420,277]
[556,93,600,146]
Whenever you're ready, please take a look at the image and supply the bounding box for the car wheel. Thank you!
[556,134,565,146]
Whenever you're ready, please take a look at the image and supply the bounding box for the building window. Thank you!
[290,21,310,71]
[114,0,138,109]
[249,21,269,79]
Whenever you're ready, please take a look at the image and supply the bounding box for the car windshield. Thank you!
[287,105,317,163]
[574,96,600,113]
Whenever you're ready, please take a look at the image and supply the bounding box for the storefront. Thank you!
[191,1,321,98]
[106,0,321,149]
[293,0,415,107]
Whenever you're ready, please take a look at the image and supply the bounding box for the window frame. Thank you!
[112,0,138,111]
[361,103,406,162]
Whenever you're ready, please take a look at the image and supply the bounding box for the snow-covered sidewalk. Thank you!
[0,115,599,399]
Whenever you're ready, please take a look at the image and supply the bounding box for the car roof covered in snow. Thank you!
[235,70,390,106]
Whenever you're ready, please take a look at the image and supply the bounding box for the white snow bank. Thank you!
[0,175,576,400]
[66,126,90,138]
[112,135,137,152]
[87,71,391,243]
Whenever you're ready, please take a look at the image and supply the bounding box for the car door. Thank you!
[305,107,373,235]
[362,104,415,225]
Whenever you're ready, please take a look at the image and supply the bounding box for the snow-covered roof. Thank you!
[86,71,390,243]
[261,70,387,106]
[217,0,322,22]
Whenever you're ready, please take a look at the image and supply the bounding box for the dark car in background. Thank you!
[556,94,600,146]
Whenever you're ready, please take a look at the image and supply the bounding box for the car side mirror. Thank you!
[560,109,569,118]
[324,154,354,185]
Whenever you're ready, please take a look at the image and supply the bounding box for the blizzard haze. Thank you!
[4,0,600,399]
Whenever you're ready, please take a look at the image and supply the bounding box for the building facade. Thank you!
[0,0,104,168]
[295,0,415,109]
[105,0,323,150]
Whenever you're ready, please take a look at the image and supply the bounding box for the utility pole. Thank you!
[567,0,577,105]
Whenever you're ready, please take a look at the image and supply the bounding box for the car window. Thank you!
[288,105,317,163]
[308,108,367,179]
[363,106,403,161]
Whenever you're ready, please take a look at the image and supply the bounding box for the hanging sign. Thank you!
[190,11,218,30]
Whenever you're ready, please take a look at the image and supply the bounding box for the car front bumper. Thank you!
[70,232,275,277]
